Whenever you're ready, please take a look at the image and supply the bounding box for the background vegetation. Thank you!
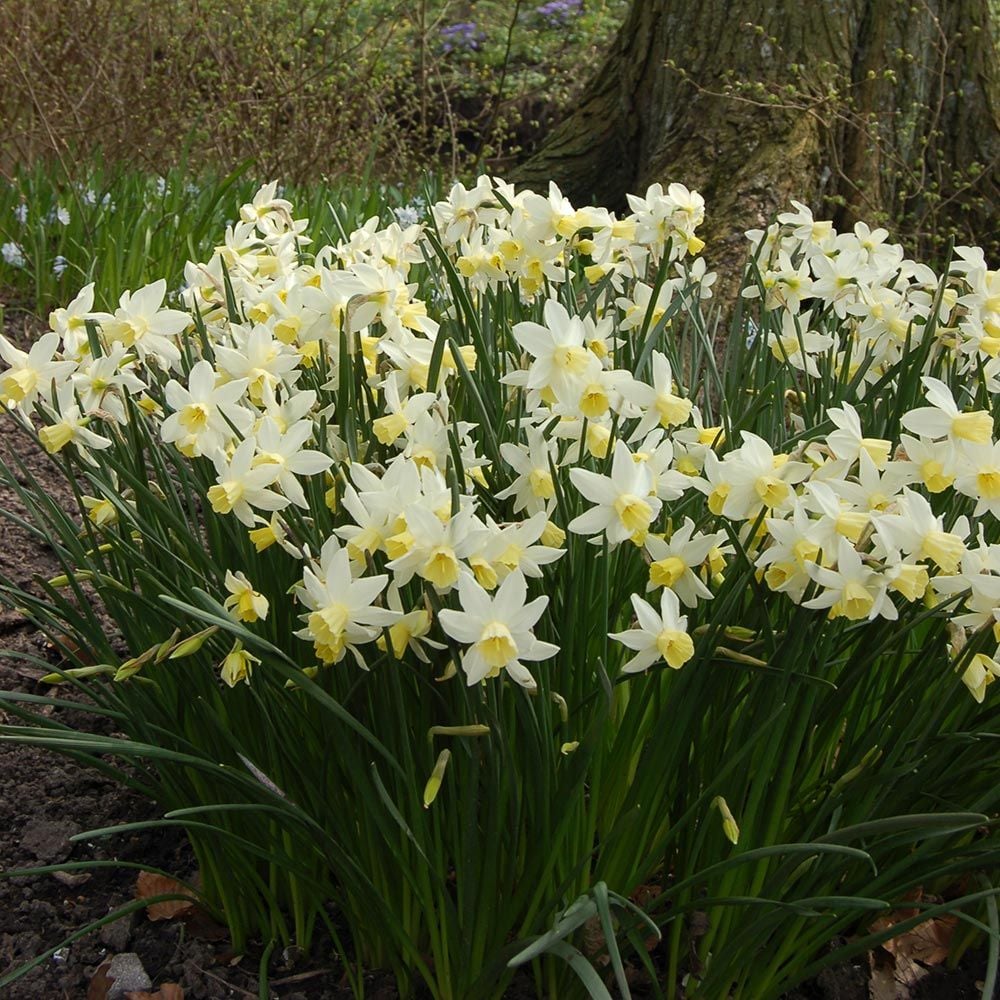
[0,0,628,185]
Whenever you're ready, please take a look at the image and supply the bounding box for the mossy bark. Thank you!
[517,0,999,270]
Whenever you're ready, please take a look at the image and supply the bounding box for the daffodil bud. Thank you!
[168,625,220,659]
[83,543,115,556]
[550,691,569,724]
[155,628,183,663]
[41,663,115,685]
[714,646,768,667]
[713,796,740,845]
[423,749,451,808]
[112,641,164,681]
[831,747,881,795]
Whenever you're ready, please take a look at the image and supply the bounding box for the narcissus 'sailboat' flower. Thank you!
[438,570,558,691]
[609,588,695,673]
[569,439,662,545]
[295,541,399,667]
[11,175,1000,710]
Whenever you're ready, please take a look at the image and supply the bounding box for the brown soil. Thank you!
[0,309,992,999]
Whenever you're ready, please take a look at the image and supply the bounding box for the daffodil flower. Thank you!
[901,376,994,445]
[804,537,897,622]
[207,438,288,527]
[252,417,333,508]
[223,570,269,623]
[101,279,189,368]
[221,641,260,687]
[960,653,1000,703]
[496,427,561,515]
[509,298,600,399]
[872,488,968,573]
[569,439,662,545]
[626,352,692,441]
[0,331,76,417]
[438,570,558,691]
[294,541,399,667]
[38,384,112,464]
[609,588,695,673]
[161,359,251,457]
[644,518,724,606]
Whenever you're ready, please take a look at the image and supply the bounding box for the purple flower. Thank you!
[536,0,582,26]
[440,20,485,53]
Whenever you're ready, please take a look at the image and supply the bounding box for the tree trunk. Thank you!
[516,0,999,274]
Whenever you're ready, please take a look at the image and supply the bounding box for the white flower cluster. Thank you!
[745,202,1000,393]
[4,179,998,701]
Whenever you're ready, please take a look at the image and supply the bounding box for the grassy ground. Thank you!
[0,163,437,316]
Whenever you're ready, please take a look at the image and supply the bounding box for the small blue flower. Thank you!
[535,0,582,27]
[2,241,25,268]
[394,204,421,227]
[440,20,485,53]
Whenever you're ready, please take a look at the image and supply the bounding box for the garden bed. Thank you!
[0,311,990,999]
[2,170,999,999]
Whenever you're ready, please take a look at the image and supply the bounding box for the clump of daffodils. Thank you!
[6,176,998,704]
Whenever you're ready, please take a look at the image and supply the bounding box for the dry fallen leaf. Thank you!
[870,888,956,969]
[580,882,664,965]
[883,914,956,967]
[135,871,197,921]
[582,914,610,967]
[869,944,930,999]
[49,633,97,666]
[134,870,227,940]
[53,869,92,887]
[87,957,115,1000]
[867,888,957,998]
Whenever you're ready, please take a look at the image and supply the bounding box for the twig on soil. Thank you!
[186,963,258,998]
[270,968,335,986]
